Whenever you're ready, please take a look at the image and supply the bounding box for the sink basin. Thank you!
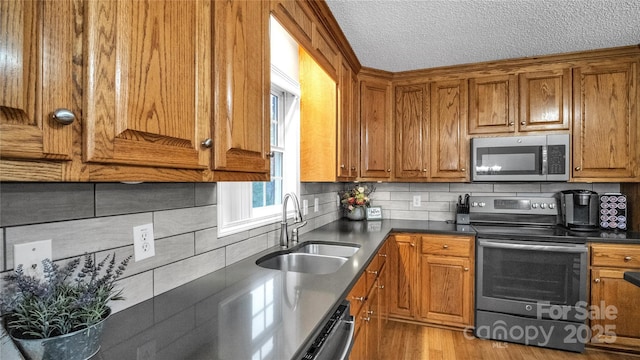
[256,241,360,274]
[296,242,360,258]
[257,253,348,274]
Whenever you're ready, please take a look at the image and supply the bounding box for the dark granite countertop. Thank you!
[624,272,640,288]
[93,219,470,360]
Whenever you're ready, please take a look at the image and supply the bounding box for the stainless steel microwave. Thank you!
[471,134,569,182]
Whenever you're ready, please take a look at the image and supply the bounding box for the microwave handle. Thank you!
[541,146,548,175]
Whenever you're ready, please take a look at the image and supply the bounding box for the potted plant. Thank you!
[0,253,131,360]
[339,184,375,220]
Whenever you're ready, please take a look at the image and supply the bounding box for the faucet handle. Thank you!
[291,221,308,244]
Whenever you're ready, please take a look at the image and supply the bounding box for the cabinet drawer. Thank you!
[421,235,472,257]
[591,244,640,269]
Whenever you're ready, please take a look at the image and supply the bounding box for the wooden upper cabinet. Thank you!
[0,0,75,163]
[468,75,517,134]
[519,68,571,131]
[270,0,313,51]
[360,75,393,179]
[213,0,270,180]
[83,0,211,172]
[337,57,359,180]
[395,84,430,180]
[572,59,638,181]
[430,80,469,181]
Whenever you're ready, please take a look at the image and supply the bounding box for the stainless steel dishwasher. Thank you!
[299,300,355,360]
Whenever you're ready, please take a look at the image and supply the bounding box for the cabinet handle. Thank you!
[201,138,213,148]
[354,296,365,302]
[575,166,581,171]
[624,256,633,262]
[51,108,75,125]
[594,278,600,283]
[367,310,374,315]
[368,270,378,275]
[464,267,469,271]
[340,164,346,169]
[379,253,387,258]
[363,316,371,322]
[378,285,385,289]
[443,244,449,249]
[265,151,274,158]
[410,243,415,247]
[509,122,514,126]
[520,121,526,126]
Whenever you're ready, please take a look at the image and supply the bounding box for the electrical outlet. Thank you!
[413,195,422,207]
[133,223,155,262]
[14,240,52,279]
[314,198,319,213]
[302,199,309,216]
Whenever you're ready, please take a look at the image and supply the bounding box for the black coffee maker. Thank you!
[557,190,599,231]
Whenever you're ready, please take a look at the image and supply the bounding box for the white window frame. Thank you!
[217,66,300,237]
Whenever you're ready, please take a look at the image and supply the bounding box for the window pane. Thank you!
[270,94,278,147]
[252,182,264,208]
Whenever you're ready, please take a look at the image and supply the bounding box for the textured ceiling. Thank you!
[324,0,640,72]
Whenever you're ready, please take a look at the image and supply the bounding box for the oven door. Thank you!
[476,238,587,322]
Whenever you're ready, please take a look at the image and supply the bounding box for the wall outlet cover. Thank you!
[133,223,155,262]
[303,199,309,216]
[413,195,422,207]
[14,239,52,279]
[314,198,319,212]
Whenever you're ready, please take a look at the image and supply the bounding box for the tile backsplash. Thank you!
[0,181,620,313]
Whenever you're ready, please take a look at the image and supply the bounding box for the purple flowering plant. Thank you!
[0,253,131,339]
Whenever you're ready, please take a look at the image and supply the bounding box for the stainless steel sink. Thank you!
[256,241,360,274]
[295,242,360,258]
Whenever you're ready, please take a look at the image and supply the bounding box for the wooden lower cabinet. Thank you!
[348,241,388,360]
[387,233,474,329]
[590,244,640,352]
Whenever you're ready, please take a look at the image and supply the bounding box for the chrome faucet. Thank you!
[280,193,306,248]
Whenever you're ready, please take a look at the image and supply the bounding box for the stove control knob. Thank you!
[532,203,538,209]
[540,203,547,209]
[479,202,485,207]
[472,202,478,207]
[549,203,556,209]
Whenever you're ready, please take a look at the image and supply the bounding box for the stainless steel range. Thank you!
[470,195,589,353]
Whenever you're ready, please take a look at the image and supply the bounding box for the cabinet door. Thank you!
[0,0,74,162]
[591,268,640,349]
[338,57,359,180]
[430,80,469,181]
[468,75,517,134]
[84,0,211,171]
[365,282,380,360]
[573,60,638,180]
[360,78,392,179]
[395,84,430,180]
[519,68,571,131]
[419,255,472,327]
[213,0,270,180]
[387,235,416,318]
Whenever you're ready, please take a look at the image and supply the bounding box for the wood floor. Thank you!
[379,321,640,360]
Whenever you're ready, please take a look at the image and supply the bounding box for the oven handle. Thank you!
[478,239,587,253]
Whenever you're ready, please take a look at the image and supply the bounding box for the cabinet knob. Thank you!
[379,253,387,258]
[575,166,581,171]
[367,310,374,315]
[464,267,469,271]
[423,168,427,172]
[51,108,75,125]
[201,138,213,148]
[509,122,514,126]
[410,243,415,247]
[363,316,371,322]
[351,166,356,171]
[340,164,346,169]
[520,121,526,126]
[354,296,365,302]
[387,168,391,172]
[265,151,274,158]
[367,270,378,275]
[624,256,632,262]
[594,278,600,283]
[378,285,385,289]
[443,244,449,249]
[461,168,466,172]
